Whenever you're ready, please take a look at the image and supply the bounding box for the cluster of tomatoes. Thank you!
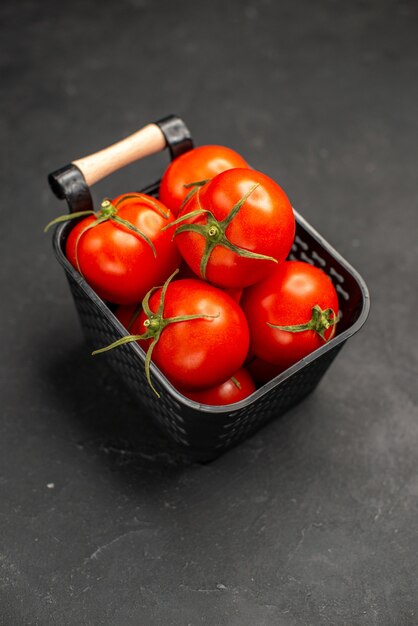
[48,145,339,405]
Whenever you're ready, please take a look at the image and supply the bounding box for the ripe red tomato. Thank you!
[114,303,141,332]
[175,260,200,280]
[224,287,243,304]
[159,145,249,215]
[179,367,256,405]
[241,261,339,370]
[170,168,295,289]
[246,356,285,385]
[115,277,250,392]
[65,193,180,305]
[175,261,243,302]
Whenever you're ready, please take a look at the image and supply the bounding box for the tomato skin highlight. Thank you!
[65,193,180,305]
[116,279,250,391]
[174,168,295,289]
[178,367,256,406]
[241,261,339,370]
[159,145,249,215]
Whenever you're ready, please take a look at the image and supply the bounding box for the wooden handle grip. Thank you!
[72,123,167,187]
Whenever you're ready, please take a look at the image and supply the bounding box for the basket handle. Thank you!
[48,114,193,213]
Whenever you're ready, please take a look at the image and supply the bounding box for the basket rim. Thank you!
[52,208,370,415]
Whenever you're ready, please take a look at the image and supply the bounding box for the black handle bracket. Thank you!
[47,114,194,214]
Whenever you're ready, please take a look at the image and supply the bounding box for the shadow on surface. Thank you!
[41,333,303,477]
[42,338,197,473]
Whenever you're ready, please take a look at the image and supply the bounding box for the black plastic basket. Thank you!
[49,115,370,462]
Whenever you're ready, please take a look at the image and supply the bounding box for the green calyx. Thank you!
[99,199,117,219]
[164,183,278,280]
[230,376,242,390]
[268,305,340,342]
[92,269,219,398]
[44,197,157,261]
[181,179,210,209]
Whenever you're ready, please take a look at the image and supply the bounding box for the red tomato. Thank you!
[114,303,141,332]
[175,260,200,280]
[241,261,339,370]
[175,262,242,302]
[116,278,250,392]
[179,367,256,405]
[159,145,249,215]
[115,281,243,332]
[246,356,285,385]
[224,287,243,304]
[171,168,295,289]
[65,193,180,305]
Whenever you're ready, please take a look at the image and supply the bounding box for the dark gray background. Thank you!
[1,0,417,624]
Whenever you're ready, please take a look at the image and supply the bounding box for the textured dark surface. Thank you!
[1,1,417,624]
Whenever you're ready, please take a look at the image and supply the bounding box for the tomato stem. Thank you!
[165,184,278,280]
[114,193,170,219]
[92,268,220,398]
[44,197,158,258]
[268,305,340,341]
[181,179,210,209]
[231,376,242,389]
[183,179,211,189]
[44,209,95,233]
